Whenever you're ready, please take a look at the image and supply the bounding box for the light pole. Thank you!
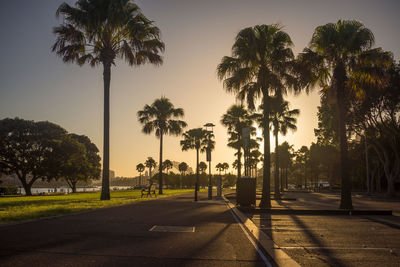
[204,123,215,200]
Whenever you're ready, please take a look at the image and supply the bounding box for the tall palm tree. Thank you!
[145,157,156,185]
[221,105,254,180]
[180,128,214,201]
[136,163,145,186]
[262,98,299,199]
[298,20,392,209]
[222,162,229,175]
[178,162,188,188]
[163,159,173,174]
[199,162,207,174]
[52,0,164,200]
[138,97,187,194]
[217,24,297,208]
[278,141,294,190]
[216,163,224,176]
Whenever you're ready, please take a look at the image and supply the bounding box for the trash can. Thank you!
[236,176,256,206]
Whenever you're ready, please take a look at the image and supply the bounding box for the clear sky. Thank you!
[1,0,399,177]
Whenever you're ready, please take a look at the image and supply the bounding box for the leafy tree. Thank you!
[298,20,392,209]
[138,97,187,194]
[199,161,207,174]
[217,24,297,208]
[180,128,214,201]
[296,146,310,188]
[220,105,254,179]
[145,157,156,183]
[52,0,165,200]
[351,63,400,195]
[52,134,100,192]
[0,118,66,195]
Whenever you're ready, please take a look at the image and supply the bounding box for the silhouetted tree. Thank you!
[52,0,164,200]
[178,162,188,188]
[180,128,214,201]
[0,118,66,195]
[136,163,145,185]
[298,20,392,208]
[221,105,254,179]
[145,157,156,184]
[138,97,187,194]
[217,24,297,208]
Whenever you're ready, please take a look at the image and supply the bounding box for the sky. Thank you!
[1,0,399,177]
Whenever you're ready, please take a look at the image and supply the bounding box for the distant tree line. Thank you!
[0,118,101,195]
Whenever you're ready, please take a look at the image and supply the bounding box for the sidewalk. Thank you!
[0,192,269,266]
[229,191,400,266]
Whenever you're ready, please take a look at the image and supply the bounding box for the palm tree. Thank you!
[268,98,299,199]
[138,97,187,194]
[180,128,214,201]
[216,163,224,176]
[136,163,145,186]
[222,162,229,175]
[249,149,262,178]
[221,105,254,180]
[278,142,294,190]
[163,159,173,174]
[199,162,207,174]
[232,160,239,170]
[298,20,392,209]
[217,24,297,208]
[52,0,164,200]
[145,157,156,185]
[178,162,188,188]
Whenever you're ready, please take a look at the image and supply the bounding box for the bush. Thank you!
[0,186,18,195]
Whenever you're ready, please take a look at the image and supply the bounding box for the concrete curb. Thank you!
[222,195,300,267]
[237,208,393,216]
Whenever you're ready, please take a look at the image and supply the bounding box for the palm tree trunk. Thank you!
[285,168,288,189]
[336,63,353,209]
[237,136,242,179]
[195,148,199,201]
[100,62,111,200]
[274,133,281,199]
[260,94,271,208]
[364,136,370,193]
[159,131,163,194]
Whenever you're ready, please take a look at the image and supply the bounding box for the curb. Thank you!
[237,208,393,216]
[222,195,300,267]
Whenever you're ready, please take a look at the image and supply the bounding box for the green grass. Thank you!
[0,189,194,224]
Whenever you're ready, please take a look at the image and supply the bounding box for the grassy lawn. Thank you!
[0,189,194,224]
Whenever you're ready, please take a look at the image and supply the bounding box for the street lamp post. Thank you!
[204,123,215,200]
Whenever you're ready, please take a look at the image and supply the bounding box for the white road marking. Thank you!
[226,204,273,267]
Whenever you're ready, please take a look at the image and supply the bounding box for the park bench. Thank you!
[141,184,157,198]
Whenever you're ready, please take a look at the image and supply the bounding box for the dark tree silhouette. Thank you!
[52,0,164,200]
[138,97,187,194]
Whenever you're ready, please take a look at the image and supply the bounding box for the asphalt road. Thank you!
[0,192,268,267]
